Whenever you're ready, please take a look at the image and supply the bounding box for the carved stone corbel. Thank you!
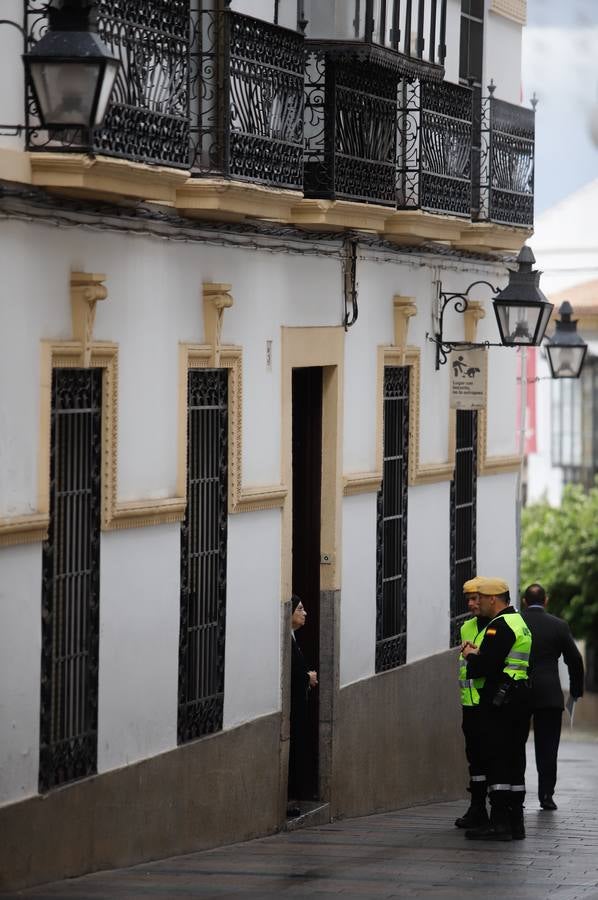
[70,272,108,367]
[393,295,417,362]
[203,282,234,367]
[464,300,486,343]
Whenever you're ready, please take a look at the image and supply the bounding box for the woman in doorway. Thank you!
[288,595,318,816]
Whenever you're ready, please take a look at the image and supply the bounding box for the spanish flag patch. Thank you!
[486,628,497,636]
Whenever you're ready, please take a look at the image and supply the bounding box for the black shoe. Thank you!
[508,808,525,839]
[286,805,301,818]
[540,796,557,810]
[465,824,512,841]
[455,805,489,829]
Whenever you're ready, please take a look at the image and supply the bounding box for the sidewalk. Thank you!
[6,734,598,900]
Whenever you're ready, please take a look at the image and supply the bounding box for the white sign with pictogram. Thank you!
[449,348,487,410]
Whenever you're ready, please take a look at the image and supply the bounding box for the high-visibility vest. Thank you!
[458,617,488,707]
[497,612,532,681]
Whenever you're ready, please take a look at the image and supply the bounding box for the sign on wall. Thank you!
[449,348,487,410]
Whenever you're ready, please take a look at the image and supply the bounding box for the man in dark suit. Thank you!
[522,583,585,810]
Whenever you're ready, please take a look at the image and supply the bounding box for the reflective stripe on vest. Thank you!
[459,617,487,707]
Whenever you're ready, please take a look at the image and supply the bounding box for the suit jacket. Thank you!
[522,606,585,709]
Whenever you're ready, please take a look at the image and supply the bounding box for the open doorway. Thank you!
[288,366,323,804]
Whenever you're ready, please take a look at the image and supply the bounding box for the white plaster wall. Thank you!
[0,0,24,153]
[340,493,377,687]
[0,221,71,515]
[407,482,452,661]
[224,509,281,727]
[477,472,518,596]
[0,544,41,806]
[444,0,463,85]
[217,248,340,485]
[0,215,521,802]
[485,12,523,102]
[486,348,518,458]
[98,527,180,772]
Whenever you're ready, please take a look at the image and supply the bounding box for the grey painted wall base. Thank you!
[0,712,281,893]
[331,649,467,819]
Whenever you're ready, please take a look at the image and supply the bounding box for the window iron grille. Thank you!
[178,368,228,743]
[376,366,409,672]
[450,409,477,646]
[39,367,102,792]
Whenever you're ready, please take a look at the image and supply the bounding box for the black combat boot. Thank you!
[465,790,512,841]
[455,780,489,829]
[508,799,526,839]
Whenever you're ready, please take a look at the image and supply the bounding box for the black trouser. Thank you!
[528,708,563,800]
[480,684,531,819]
[461,706,485,780]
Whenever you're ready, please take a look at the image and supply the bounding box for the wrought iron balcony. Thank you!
[398,78,473,217]
[304,50,398,205]
[478,85,535,228]
[191,7,305,190]
[25,0,191,169]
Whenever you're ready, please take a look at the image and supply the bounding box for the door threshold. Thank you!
[285,801,330,831]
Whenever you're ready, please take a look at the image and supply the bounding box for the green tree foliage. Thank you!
[521,484,598,640]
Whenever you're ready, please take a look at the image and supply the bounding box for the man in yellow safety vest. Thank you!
[462,578,532,841]
[455,576,490,829]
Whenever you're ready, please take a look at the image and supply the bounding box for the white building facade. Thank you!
[526,179,598,505]
[0,0,532,890]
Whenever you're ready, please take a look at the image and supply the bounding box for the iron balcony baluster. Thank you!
[25,0,191,168]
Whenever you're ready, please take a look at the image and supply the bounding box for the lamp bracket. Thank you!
[426,334,505,368]
[432,279,502,369]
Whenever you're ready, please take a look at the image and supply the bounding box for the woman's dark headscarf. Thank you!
[291,594,302,613]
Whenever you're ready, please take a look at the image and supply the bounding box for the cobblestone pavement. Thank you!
[7,735,598,900]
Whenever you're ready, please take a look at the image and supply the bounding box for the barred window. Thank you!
[450,409,477,646]
[39,368,102,792]
[178,369,228,744]
[376,367,409,673]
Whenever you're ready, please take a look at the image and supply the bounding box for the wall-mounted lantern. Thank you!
[431,246,554,369]
[23,0,119,130]
[545,302,588,379]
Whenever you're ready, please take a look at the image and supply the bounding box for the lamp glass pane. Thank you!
[547,345,586,379]
[30,61,101,126]
[536,301,554,345]
[94,59,119,125]
[495,302,544,346]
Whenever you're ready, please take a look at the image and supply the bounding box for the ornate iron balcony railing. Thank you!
[191,7,305,190]
[478,87,535,228]
[25,0,191,169]
[304,49,398,205]
[398,78,473,217]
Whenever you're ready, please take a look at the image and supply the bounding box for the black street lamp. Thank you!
[23,0,118,130]
[431,245,554,369]
[493,246,554,347]
[545,302,588,379]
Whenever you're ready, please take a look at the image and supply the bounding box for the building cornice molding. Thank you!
[489,0,527,26]
[29,153,188,204]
